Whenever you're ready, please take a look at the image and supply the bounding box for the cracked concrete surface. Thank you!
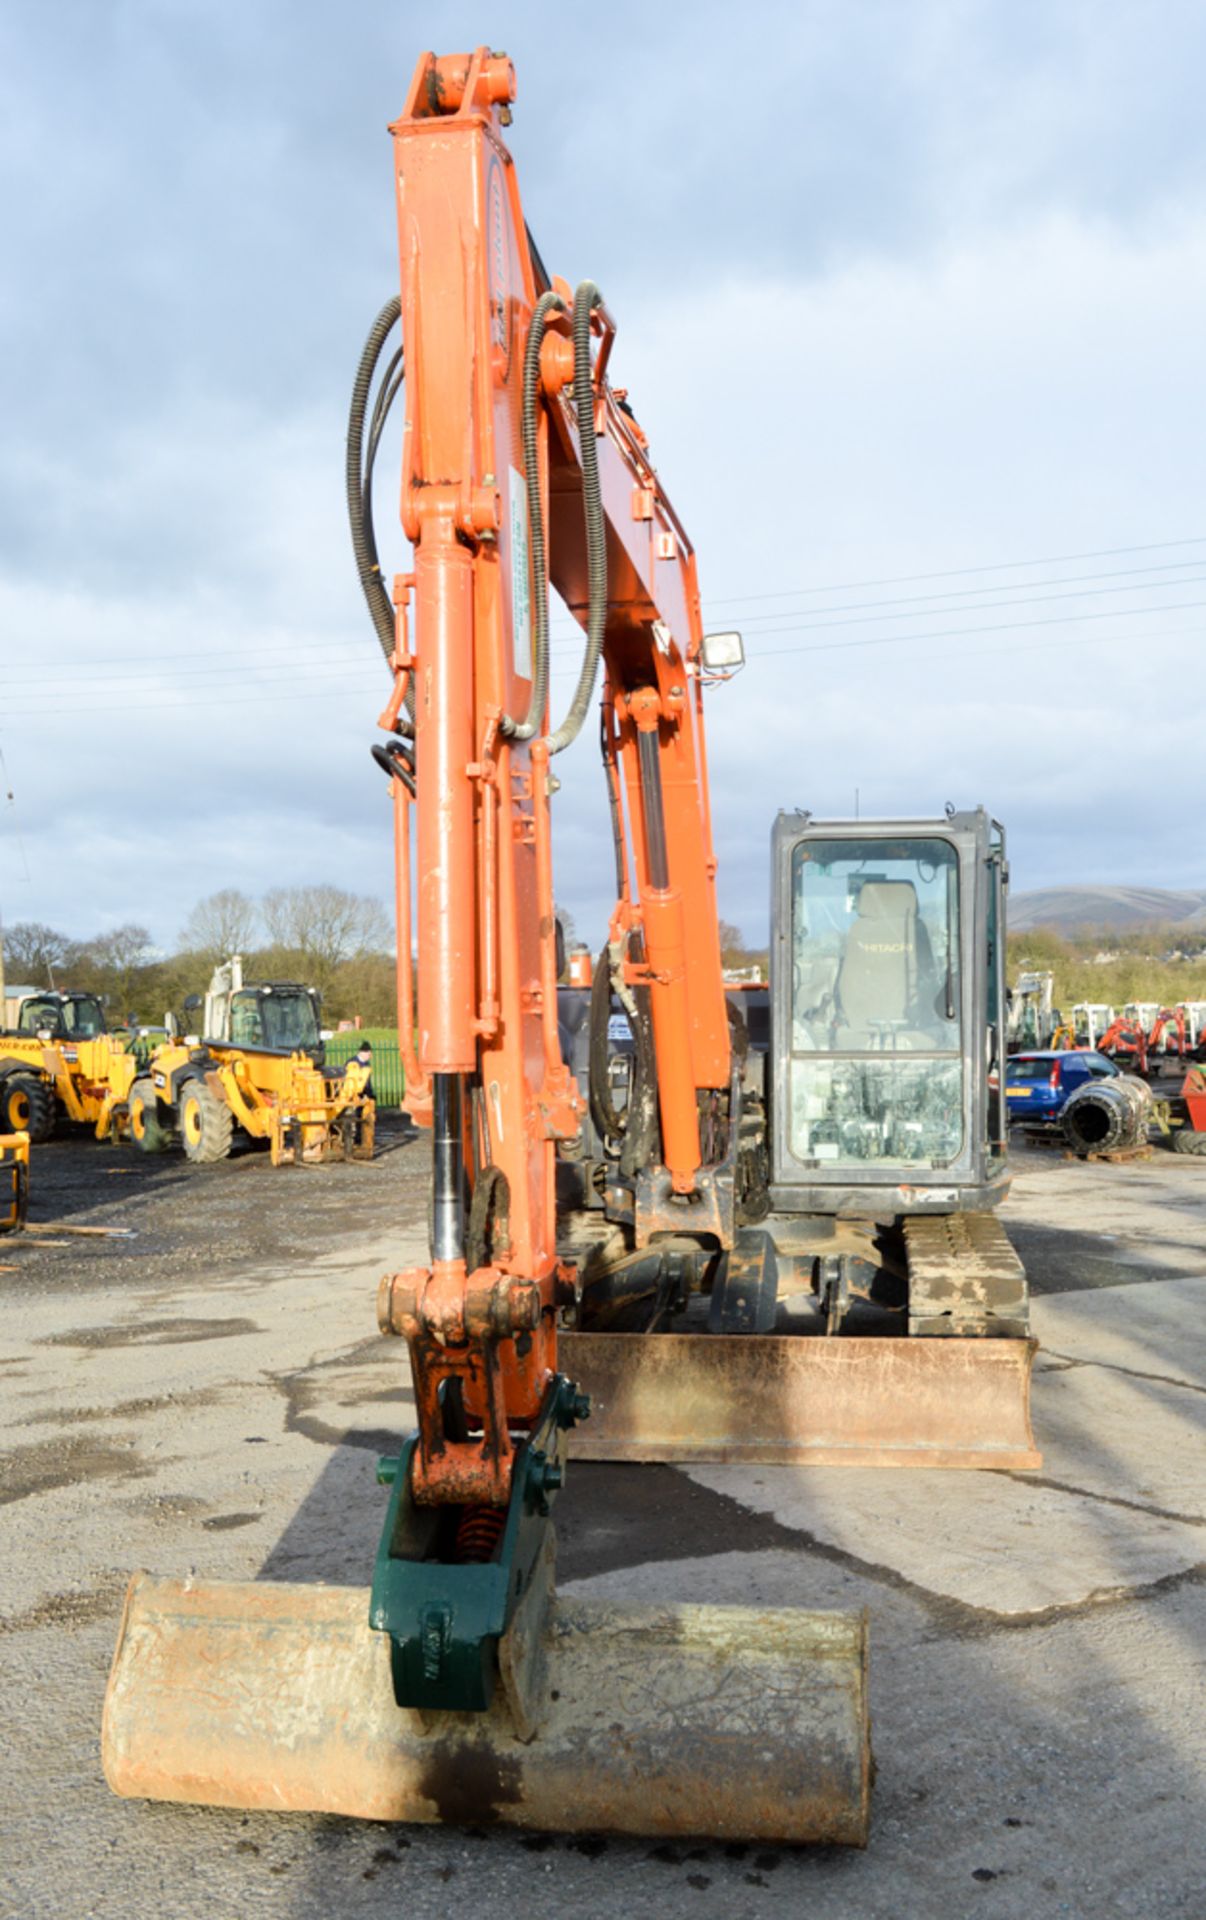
[0,1126,1203,1918]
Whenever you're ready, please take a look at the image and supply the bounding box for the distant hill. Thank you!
[1010,886,1206,933]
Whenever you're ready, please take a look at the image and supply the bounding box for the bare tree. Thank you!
[1,921,72,985]
[88,924,153,1019]
[180,889,259,960]
[262,886,390,988]
[717,919,768,977]
[717,919,750,967]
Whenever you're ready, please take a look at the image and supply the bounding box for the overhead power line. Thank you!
[762,621,1204,679]
[747,594,1206,660]
[10,614,1200,716]
[0,685,384,722]
[544,569,1206,654]
[542,548,1206,650]
[9,536,1206,711]
[11,540,1206,679]
[2,636,379,681]
[701,560,1206,630]
[1,664,384,716]
[544,615,1200,681]
[695,573,1206,643]
[696,534,1206,608]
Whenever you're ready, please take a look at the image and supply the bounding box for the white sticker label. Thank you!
[509,467,532,681]
[607,1013,631,1042]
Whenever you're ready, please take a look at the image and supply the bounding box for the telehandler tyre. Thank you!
[178,1080,234,1164]
[128,1079,173,1154]
[1,1073,55,1143]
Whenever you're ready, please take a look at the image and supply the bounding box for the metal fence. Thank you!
[325,1028,405,1109]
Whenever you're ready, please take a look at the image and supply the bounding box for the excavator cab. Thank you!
[770,809,1009,1214]
[561,805,1035,1465]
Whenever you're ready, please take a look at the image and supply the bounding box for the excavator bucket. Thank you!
[560,1332,1040,1470]
[103,1573,871,1844]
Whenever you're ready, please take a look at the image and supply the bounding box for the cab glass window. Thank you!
[64,997,105,1036]
[17,998,60,1035]
[788,837,963,1167]
[256,991,319,1052]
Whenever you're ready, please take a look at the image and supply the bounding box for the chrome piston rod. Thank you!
[431,1072,464,1263]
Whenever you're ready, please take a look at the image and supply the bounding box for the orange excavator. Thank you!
[104,47,1038,1846]
[1098,1014,1150,1075]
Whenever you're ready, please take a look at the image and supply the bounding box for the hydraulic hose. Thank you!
[503,281,608,752]
[351,280,608,750]
[601,703,628,899]
[500,289,566,740]
[546,281,608,757]
[588,937,659,1178]
[589,947,625,1146]
[347,296,413,729]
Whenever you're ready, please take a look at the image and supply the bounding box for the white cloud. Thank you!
[3,4,1205,952]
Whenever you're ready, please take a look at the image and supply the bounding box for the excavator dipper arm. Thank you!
[371,49,736,1554]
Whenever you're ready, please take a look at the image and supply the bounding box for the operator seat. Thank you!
[836,881,923,1043]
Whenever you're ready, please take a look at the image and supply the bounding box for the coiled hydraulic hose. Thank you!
[351,280,608,751]
[347,296,413,729]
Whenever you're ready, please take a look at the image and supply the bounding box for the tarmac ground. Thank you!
[1,1121,1203,1919]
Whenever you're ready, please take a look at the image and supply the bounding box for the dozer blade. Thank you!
[103,1572,870,1844]
[560,1332,1040,1470]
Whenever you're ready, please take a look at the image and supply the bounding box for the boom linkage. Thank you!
[375,46,735,1598]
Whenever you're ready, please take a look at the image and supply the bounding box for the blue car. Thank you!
[1004,1049,1121,1125]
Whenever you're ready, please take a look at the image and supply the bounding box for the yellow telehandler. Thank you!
[0,989,140,1143]
[133,957,374,1167]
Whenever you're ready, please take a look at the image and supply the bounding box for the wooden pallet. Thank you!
[1062,1144,1153,1165]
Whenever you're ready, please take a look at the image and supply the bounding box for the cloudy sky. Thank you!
[2,1,1205,954]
